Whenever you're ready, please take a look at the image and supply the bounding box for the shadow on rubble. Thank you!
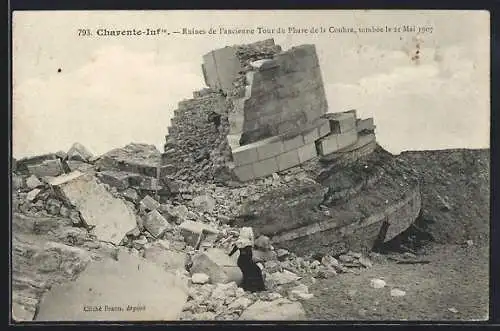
[372,210,435,255]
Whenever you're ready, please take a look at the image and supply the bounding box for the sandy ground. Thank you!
[303,243,489,321]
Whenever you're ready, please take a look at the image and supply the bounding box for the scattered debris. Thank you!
[370,279,387,289]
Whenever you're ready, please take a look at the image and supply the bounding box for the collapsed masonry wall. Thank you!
[163,89,235,182]
[230,111,376,182]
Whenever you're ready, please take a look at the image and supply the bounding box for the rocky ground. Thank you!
[10,144,490,322]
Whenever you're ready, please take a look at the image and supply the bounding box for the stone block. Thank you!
[316,135,339,156]
[140,195,160,212]
[276,150,300,171]
[339,114,356,133]
[35,251,188,321]
[97,171,132,190]
[232,146,259,167]
[297,143,317,163]
[144,210,172,238]
[357,118,375,133]
[27,159,64,178]
[318,120,331,137]
[337,129,358,150]
[302,128,319,144]
[233,164,255,182]
[256,140,285,160]
[26,175,43,189]
[53,173,136,245]
[179,220,219,248]
[252,157,280,179]
[283,134,305,152]
[190,248,243,285]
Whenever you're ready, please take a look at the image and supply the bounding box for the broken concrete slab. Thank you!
[50,172,136,245]
[239,298,306,320]
[190,248,242,285]
[144,210,172,238]
[26,175,43,189]
[35,251,188,321]
[179,220,219,247]
[67,142,93,162]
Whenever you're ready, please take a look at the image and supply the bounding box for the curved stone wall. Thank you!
[271,184,421,254]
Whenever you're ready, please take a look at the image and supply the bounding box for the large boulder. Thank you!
[190,248,242,285]
[239,298,306,320]
[35,251,188,321]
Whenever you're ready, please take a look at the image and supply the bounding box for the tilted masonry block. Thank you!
[339,114,356,133]
[252,157,280,179]
[256,139,285,160]
[337,129,359,150]
[297,143,317,163]
[316,134,339,156]
[283,134,305,152]
[233,164,255,182]
[232,146,259,166]
[318,120,331,138]
[277,149,300,171]
[302,127,320,144]
[357,118,375,133]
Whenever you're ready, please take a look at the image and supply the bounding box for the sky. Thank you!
[12,10,490,158]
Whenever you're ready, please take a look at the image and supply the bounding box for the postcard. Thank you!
[11,9,490,322]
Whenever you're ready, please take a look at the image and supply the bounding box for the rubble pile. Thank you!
[12,142,385,321]
[163,89,235,183]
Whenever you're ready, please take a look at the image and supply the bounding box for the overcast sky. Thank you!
[12,10,490,158]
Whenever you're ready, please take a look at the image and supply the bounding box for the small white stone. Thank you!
[370,278,386,289]
[191,273,210,284]
[390,288,406,297]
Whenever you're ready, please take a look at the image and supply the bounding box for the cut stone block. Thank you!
[276,150,300,171]
[140,195,160,212]
[297,143,317,163]
[339,114,356,133]
[26,175,43,189]
[67,142,93,162]
[252,157,279,179]
[357,118,375,133]
[27,159,64,177]
[316,135,339,156]
[256,140,285,160]
[233,164,255,182]
[52,172,136,244]
[144,210,172,238]
[97,171,133,190]
[318,120,331,137]
[283,134,305,152]
[302,128,320,144]
[35,251,188,321]
[190,248,243,285]
[179,220,219,247]
[232,146,259,167]
[337,129,358,150]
